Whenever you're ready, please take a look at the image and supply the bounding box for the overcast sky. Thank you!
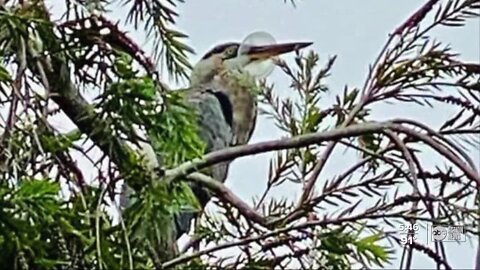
[45,0,480,268]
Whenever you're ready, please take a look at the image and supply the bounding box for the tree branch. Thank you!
[186,172,267,225]
[165,122,394,180]
[168,120,479,193]
[161,210,432,269]
[38,53,132,170]
[393,125,480,186]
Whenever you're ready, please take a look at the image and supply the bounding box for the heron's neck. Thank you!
[190,56,251,86]
[190,58,219,86]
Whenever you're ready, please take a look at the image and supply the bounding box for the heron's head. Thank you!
[190,41,312,85]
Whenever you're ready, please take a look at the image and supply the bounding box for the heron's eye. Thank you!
[223,46,238,59]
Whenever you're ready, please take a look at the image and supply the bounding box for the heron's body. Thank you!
[173,72,258,237]
[181,86,233,207]
[169,40,312,238]
[205,71,258,146]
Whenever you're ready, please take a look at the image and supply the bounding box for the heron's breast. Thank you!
[215,79,258,145]
[208,70,260,145]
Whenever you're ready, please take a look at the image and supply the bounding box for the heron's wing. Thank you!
[184,87,233,183]
[174,86,234,238]
[120,86,234,238]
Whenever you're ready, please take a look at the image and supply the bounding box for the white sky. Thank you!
[44,0,479,268]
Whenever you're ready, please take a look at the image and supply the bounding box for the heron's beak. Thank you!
[245,42,313,60]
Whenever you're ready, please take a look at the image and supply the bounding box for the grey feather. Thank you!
[174,86,234,238]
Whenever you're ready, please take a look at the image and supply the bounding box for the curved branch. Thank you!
[393,118,478,170]
[384,130,420,193]
[384,130,420,269]
[165,122,394,180]
[168,120,479,192]
[186,172,267,225]
[393,125,480,186]
[29,47,134,174]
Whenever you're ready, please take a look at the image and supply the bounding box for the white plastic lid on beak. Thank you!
[237,31,276,79]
